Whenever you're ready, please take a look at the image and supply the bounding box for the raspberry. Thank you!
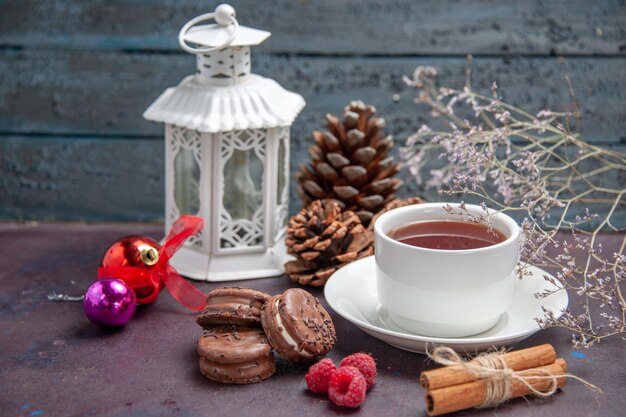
[305,358,337,393]
[328,366,367,408]
[340,352,377,390]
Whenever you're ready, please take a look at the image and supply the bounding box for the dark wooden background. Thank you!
[1,0,625,221]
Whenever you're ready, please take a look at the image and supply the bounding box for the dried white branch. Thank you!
[402,65,626,348]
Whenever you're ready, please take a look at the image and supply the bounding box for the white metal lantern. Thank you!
[143,4,305,281]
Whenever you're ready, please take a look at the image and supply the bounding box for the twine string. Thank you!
[428,346,601,408]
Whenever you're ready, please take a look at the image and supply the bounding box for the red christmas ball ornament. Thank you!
[97,216,207,311]
[100,235,163,304]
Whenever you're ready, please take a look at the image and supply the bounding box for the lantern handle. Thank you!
[178,4,239,54]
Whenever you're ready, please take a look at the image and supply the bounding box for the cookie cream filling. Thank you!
[274,299,313,357]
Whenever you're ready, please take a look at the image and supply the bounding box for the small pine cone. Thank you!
[367,197,426,232]
[285,199,374,287]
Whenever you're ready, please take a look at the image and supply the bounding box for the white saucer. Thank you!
[324,256,568,353]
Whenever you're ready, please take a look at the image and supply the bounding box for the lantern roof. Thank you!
[183,24,270,49]
[144,4,305,133]
[176,4,271,55]
[143,74,305,133]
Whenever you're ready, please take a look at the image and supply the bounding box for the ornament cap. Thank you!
[138,245,159,266]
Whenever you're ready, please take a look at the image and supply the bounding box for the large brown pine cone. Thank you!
[296,101,402,227]
[284,199,374,287]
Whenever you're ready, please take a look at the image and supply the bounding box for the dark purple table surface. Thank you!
[1,223,624,417]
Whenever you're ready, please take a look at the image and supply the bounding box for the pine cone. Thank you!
[367,197,426,232]
[296,101,402,226]
[285,199,374,287]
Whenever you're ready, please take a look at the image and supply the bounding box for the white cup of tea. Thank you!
[373,202,520,337]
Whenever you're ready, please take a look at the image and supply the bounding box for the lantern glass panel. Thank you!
[173,146,201,216]
[219,129,266,250]
[274,128,290,241]
[223,149,263,219]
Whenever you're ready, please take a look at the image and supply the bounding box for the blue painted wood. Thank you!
[0,136,164,221]
[0,0,624,55]
[0,0,624,221]
[1,135,624,223]
[0,50,624,144]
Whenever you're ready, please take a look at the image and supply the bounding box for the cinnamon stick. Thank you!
[420,344,557,390]
[425,358,567,416]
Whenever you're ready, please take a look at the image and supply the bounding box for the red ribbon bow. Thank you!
[97,216,207,310]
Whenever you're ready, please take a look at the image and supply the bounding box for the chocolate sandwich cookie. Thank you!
[261,288,336,362]
[197,325,276,384]
[197,287,270,328]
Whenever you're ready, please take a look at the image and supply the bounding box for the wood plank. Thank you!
[1,49,625,144]
[0,137,164,222]
[1,135,624,222]
[0,0,624,55]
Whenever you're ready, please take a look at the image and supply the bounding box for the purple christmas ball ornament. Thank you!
[83,278,136,327]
